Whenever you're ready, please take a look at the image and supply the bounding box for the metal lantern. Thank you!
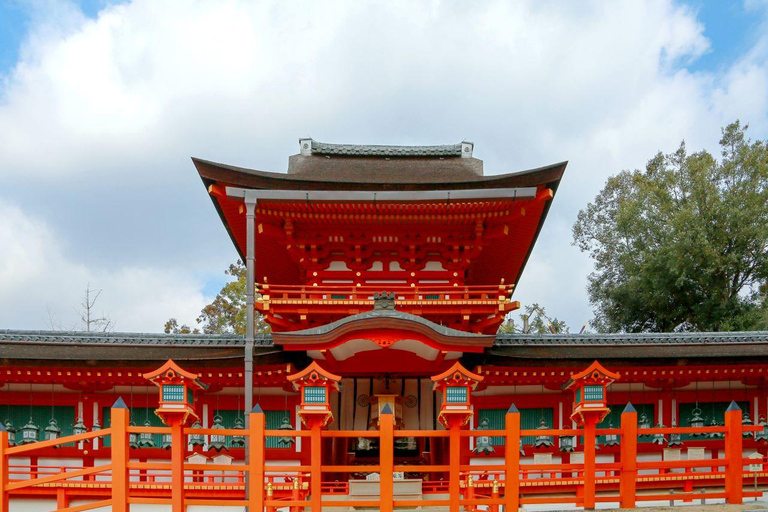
[668,421,683,447]
[209,414,227,452]
[651,422,667,445]
[162,432,173,450]
[603,421,620,447]
[687,407,705,435]
[20,417,39,444]
[519,437,526,456]
[639,412,652,437]
[4,419,16,447]
[558,435,575,452]
[44,418,61,441]
[231,417,246,448]
[139,419,155,448]
[128,422,139,449]
[92,418,101,433]
[189,421,205,447]
[277,416,296,447]
[706,417,723,439]
[472,418,495,455]
[533,417,554,448]
[72,416,88,437]
[742,411,754,438]
[754,416,768,443]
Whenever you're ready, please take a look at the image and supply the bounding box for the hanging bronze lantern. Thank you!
[687,407,705,436]
[139,419,155,448]
[706,416,723,439]
[231,417,246,448]
[128,421,139,449]
[162,432,173,450]
[603,421,620,447]
[72,416,88,437]
[743,411,754,438]
[44,418,61,442]
[533,417,554,448]
[209,414,228,451]
[638,412,652,437]
[4,419,16,447]
[651,422,667,445]
[189,420,205,447]
[278,417,296,447]
[754,416,768,443]
[519,437,526,456]
[472,418,495,455]
[20,417,39,445]
[668,421,683,447]
[558,435,575,453]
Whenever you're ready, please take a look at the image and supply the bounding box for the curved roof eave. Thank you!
[193,157,567,191]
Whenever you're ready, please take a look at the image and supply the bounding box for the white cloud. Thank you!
[0,0,766,331]
[0,199,207,331]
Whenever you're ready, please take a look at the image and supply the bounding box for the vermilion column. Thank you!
[0,423,9,512]
[582,415,599,509]
[725,401,743,504]
[380,405,394,512]
[504,405,520,512]
[620,403,638,508]
[249,405,265,511]
[111,398,130,512]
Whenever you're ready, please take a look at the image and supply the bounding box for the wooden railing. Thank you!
[0,400,763,511]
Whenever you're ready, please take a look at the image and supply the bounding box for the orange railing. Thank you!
[0,401,763,511]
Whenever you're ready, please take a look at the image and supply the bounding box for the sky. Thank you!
[0,0,767,333]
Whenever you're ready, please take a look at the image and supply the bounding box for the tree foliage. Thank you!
[498,303,569,334]
[573,121,768,332]
[165,261,270,335]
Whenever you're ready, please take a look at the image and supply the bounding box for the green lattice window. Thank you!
[425,294,440,300]
[304,387,326,404]
[477,407,554,446]
[446,387,467,404]
[575,388,582,403]
[163,385,184,402]
[187,389,194,405]
[584,386,603,402]
[331,295,347,300]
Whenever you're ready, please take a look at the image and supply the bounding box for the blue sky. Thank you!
[0,0,766,332]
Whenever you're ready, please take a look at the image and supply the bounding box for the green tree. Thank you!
[498,303,569,334]
[573,121,768,332]
[164,260,270,334]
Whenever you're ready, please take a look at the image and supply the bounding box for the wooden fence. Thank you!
[0,399,763,511]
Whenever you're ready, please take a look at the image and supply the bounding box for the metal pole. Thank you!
[244,199,256,511]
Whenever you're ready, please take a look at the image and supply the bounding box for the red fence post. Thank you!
[620,403,637,509]
[505,404,520,512]
[0,423,9,512]
[310,424,322,512]
[583,415,598,509]
[111,397,130,512]
[249,405,266,512]
[380,404,394,512]
[449,422,461,512]
[724,401,743,504]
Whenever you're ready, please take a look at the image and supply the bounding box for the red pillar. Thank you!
[310,424,322,512]
[583,415,598,509]
[505,405,520,512]
[725,401,743,504]
[0,426,8,512]
[170,422,185,512]
[111,398,130,512]
[249,406,266,512]
[620,403,638,509]
[449,421,461,512]
[380,406,394,512]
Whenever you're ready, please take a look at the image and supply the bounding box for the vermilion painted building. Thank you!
[1,140,767,511]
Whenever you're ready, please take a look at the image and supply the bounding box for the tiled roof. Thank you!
[493,331,768,346]
[0,329,269,347]
[309,140,464,157]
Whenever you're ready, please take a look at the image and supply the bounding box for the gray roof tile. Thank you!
[310,140,463,157]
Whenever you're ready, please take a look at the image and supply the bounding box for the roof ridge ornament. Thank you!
[373,291,396,311]
[297,138,468,158]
